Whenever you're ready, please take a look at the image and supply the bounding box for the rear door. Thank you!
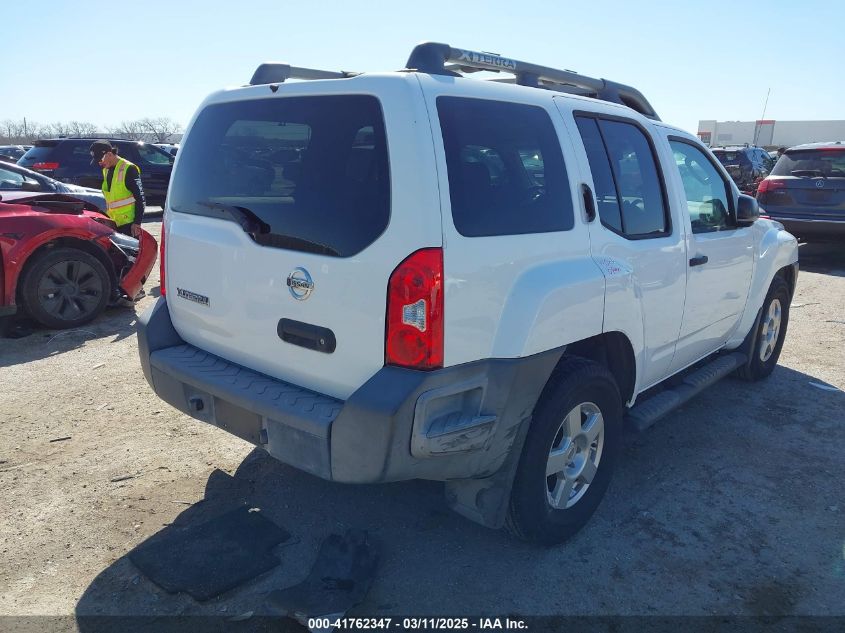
[566,107,688,389]
[164,77,442,400]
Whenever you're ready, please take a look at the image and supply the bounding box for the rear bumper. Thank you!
[138,297,562,484]
[766,215,845,240]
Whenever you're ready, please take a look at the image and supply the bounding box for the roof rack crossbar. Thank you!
[406,42,660,121]
[250,63,352,86]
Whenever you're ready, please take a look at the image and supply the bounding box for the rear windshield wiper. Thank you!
[196,201,271,235]
[791,169,825,178]
[195,200,340,256]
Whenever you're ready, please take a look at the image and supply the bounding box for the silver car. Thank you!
[0,160,105,211]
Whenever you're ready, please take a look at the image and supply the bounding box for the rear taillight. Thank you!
[31,162,59,171]
[159,222,166,296]
[757,178,786,195]
[385,248,443,370]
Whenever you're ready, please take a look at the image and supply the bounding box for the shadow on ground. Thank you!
[73,363,845,627]
[797,242,845,277]
[0,304,141,368]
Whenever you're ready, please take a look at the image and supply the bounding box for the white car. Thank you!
[138,42,798,544]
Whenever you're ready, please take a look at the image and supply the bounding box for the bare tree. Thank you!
[27,122,52,142]
[0,119,23,143]
[108,120,145,141]
[66,121,99,137]
[47,121,71,137]
[139,117,183,143]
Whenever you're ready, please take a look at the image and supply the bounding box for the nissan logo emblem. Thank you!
[815,180,825,189]
[287,267,314,300]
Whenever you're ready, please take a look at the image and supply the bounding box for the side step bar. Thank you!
[626,352,747,432]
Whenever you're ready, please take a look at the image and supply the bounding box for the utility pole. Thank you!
[753,88,771,146]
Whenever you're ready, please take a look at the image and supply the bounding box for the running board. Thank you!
[626,352,747,432]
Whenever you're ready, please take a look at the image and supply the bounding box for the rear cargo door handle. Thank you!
[278,319,336,353]
[689,255,709,267]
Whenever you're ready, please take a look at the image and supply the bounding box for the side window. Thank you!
[575,117,623,232]
[68,144,94,166]
[0,166,25,189]
[437,97,574,237]
[137,144,174,165]
[575,115,669,237]
[116,143,141,164]
[669,140,733,234]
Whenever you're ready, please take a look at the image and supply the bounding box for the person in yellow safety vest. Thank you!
[89,140,146,238]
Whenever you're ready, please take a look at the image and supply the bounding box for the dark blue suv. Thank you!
[757,142,845,240]
[18,138,174,205]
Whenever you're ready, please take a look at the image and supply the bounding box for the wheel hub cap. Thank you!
[37,259,103,321]
[545,402,605,510]
[758,298,782,363]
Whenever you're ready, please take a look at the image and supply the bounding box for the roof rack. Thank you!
[405,42,660,121]
[249,63,358,86]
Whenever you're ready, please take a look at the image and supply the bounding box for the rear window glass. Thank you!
[20,145,59,163]
[712,150,743,165]
[437,96,574,237]
[169,95,389,258]
[772,149,845,177]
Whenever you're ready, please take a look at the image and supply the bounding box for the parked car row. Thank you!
[17,138,174,205]
[0,145,33,163]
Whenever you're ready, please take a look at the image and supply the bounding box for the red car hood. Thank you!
[0,192,115,226]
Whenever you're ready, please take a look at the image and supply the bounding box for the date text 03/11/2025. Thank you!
[306,617,528,630]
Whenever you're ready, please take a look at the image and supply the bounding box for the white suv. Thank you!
[138,43,799,544]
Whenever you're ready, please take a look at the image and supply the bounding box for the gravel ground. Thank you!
[1,218,843,628]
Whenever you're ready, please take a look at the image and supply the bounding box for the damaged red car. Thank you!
[0,193,157,329]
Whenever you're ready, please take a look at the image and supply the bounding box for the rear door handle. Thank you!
[581,184,596,222]
[689,255,709,267]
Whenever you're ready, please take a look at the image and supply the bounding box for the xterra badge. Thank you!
[176,287,210,307]
[287,267,314,301]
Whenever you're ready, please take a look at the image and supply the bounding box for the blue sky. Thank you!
[2,0,842,136]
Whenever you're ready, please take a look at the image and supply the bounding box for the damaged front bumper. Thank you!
[104,229,157,300]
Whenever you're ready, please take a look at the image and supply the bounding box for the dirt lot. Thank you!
[1,217,843,628]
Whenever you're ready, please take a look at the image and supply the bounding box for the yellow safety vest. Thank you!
[102,157,140,226]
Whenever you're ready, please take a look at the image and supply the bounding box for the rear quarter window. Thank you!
[437,96,574,237]
[168,95,389,257]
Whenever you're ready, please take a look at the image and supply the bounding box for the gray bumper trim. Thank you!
[138,296,565,512]
[150,345,343,436]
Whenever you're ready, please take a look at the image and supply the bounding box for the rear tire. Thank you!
[737,276,790,381]
[20,247,110,329]
[505,357,622,545]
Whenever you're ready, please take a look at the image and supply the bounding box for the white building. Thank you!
[697,120,845,149]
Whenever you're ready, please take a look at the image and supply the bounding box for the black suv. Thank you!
[18,138,174,205]
[711,145,774,195]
